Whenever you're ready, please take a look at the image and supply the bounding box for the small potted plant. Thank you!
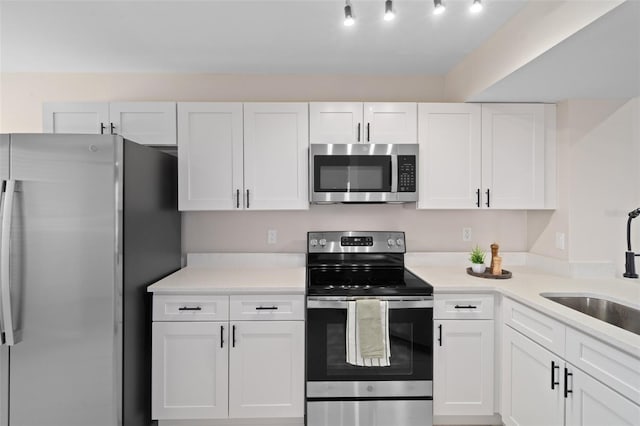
[469,245,486,273]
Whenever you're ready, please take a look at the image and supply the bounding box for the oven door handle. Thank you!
[307,298,433,309]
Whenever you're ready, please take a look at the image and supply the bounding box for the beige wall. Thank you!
[528,98,640,276]
[0,72,445,132]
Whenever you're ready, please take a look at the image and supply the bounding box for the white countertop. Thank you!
[147,266,307,295]
[406,263,640,357]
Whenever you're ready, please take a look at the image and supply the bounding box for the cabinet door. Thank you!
[152,321,228,420]
[177,102,244,210]
[434,319,494,415]
[364,102,417,143]
[243,103,309,210]
[481,104,545,209]
[417,103,482,209]
[228,321,305,418]
[43,102,109,134]
[309,102,363,144]
[566,365,640,426]
[502,325,564,426]
[109,102,177,145]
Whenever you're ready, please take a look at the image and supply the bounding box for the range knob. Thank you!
[387,238,396,246]
[319,238,327,247]
[396,238,404,246]
[310,239,318,247]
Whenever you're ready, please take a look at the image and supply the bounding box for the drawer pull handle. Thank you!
[178,306,202,311]
[232,325,236,348]
[454,305,477,309]
[220,325,224,348]
[255,306,278,310]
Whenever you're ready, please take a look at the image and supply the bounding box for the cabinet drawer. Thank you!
[434,294,494,319]
[153,295,229,321]
[503,297,565,357]
[566,327,640,404]
[230,295,305,321]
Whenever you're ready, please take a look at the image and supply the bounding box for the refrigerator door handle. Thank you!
[1,180,17,345]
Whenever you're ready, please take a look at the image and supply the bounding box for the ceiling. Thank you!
[1,0,639,102]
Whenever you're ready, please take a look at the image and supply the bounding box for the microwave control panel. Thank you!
[397,155,416,192]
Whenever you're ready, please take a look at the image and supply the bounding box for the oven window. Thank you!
[314,155,391,192]
[307,307,432,382]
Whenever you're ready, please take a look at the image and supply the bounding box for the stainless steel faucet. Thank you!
[624,208,640,278]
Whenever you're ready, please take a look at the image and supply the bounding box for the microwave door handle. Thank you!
[390,155,398,193]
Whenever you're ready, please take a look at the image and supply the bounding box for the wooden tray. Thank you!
[466,267,512,279]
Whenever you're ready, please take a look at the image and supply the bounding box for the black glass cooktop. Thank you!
[307,266,433,296]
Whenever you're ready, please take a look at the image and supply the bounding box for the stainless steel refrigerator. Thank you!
[0,134,181,426]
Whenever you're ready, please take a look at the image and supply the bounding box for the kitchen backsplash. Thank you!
[182,204,529,254]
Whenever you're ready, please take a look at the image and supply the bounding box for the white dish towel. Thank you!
[346,299,391,367]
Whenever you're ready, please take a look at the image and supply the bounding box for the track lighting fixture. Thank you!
[433,0,445,15]
[470,0,483,14]
[344,2,355,26]
[384,0,395,21]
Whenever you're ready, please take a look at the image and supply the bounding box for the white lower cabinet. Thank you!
[152,321,229,420]
[433,294,495,418]
[151,294,305,423]
[502,324,564,426]
[502,298,640,426]
[228,321,304,418]
[434,319,494,415]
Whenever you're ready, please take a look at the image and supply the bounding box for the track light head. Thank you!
[433,0,446,15]
[384,0,396,21]
[344,3,355,26]
[470,0,483,14]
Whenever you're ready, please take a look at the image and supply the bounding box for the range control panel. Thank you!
[308,231,406,253]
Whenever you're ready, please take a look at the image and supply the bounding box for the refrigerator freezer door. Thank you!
[7,134,119,426]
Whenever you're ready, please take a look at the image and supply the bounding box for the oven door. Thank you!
[306,297,433,398]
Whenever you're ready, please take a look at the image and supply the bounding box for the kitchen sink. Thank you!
[541,294,640,336]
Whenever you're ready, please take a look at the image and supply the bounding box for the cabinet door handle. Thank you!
[486,189,491,208]
[232,325,236,348]
[437,324,442,346]
[100,123,106,134]
[357,123,361,142]
[178,306,202,311]
[110,123,115,135]
[246,189,250,209]
[551,361,560,390]
[220,325,225,348]
[366,123,371,142]
[476,188,481,208]
[454,305,477,309]
[236,189,240,209]
[255,306,278,310]
[564,367,573,398]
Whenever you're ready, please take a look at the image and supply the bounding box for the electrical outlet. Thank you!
[555,232,565,250]
[267,229,278,245]
[462,227,472,242]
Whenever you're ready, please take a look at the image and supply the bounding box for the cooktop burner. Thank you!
[306,231,433,297]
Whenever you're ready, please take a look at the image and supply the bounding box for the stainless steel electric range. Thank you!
[305,231,433,426]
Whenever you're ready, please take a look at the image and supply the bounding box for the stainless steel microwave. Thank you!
[310,144,418,203]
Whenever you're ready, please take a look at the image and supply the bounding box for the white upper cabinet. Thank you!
[177,102,244,210]
[310,102,417,144]
[243,103,309,210]
[178,102,309,211]
[43,101,177,145]
[481,103,548,209]
[418,103,556,209]
[43,102,109,134]
[418,103,482,209]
